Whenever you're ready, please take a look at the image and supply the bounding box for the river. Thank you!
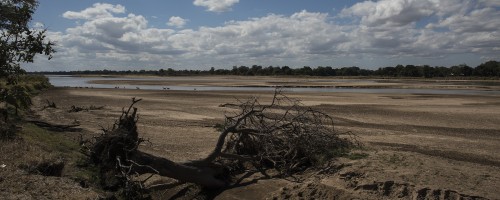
[46,75,500,95]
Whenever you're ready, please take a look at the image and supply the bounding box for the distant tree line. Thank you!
[35,60,500,78]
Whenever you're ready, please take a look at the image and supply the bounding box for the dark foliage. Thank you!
[1,0,55,80]
[38,61,500,78]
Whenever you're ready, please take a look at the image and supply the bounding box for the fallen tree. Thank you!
[82,91,355,195]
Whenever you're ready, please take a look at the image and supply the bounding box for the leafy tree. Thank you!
[402,65,420,77]
[1,0,55,80]
[420,65,434,78]
[1,84,31,115]
[299,66,313,76]
[460,64,474,76]
[375,66,396,77]
[237,65,250,75]
[1,0,55,118]
[450,64,473,77]
[434,66,450,77]
[474,61,500,77]
[166,68,175,75]
[281,66,293,75]
[338,66,360,76]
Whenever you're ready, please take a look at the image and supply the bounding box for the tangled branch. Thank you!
[209,90,354,175]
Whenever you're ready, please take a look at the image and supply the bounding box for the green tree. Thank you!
[237,66,249,75]
[402,65,420,77]
[281,66,293,75]
[450,64,473,77]
[166,68,175,75]
[474,61,500,77]
[157,68,166,76]
[1,84,31,115]
[338,66,360,76]
[1,0,55,118]
[299,66,313,76]
[1,0,55,80]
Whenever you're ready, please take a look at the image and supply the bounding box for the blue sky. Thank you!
[35,1,358,31]
[28,0,500,71]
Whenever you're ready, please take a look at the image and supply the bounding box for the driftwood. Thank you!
[41,99,57,110]
[84,91,354,193]
[28,120,82,132]
[68,105,105,113]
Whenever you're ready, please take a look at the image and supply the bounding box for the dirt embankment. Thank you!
[3,82,499,199]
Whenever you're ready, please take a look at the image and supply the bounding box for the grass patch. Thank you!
[72,159,101,188]
[388,153,406,164]
[20,123,80,156]
[18,122,102,189]
[345,152,369,160]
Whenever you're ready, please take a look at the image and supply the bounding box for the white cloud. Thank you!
[193,0,239,13]
[33,22,45,29]
[167,16,188,28]
[340,0,436,27]
[30,2,499,71]
[478,0,500,7]
[429,7,500,33]
[338,0,500,58]
[62,3,125,20]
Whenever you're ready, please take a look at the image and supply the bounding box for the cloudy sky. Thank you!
[28,0,500,71]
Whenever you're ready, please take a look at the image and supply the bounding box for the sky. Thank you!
[26,0,500,71]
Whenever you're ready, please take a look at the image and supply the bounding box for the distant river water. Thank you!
[46,75,500,95]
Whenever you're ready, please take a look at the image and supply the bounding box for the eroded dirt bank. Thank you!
[24,85,500,199]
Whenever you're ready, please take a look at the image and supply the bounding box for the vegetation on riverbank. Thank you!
[0,75,51,103]
[1,75,51,139]
[35,60,500,79]
[1,0,54,137]
[0,117,102,198]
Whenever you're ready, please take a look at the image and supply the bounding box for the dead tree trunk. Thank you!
[84,91,354,190]
[130,151,226,188]
[84,98,228,189]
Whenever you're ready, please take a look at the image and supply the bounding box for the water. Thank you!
[46,75,500,95]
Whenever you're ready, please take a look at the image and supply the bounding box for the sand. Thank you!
[26,77,500,199]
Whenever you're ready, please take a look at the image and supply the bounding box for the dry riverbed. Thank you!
[3,77,500,199]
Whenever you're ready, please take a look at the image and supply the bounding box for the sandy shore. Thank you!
[30,78,500,199]
[88,75,500,90]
